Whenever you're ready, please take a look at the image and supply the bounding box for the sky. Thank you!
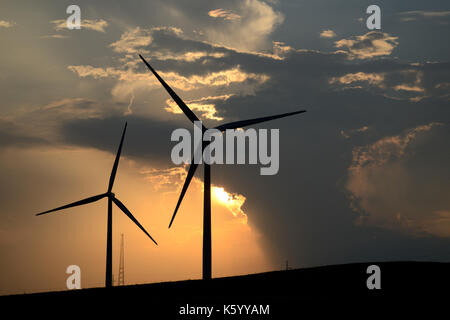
[0,0,449,295]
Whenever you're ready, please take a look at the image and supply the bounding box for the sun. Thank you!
[212,186,248,224]
[213,187,231,204]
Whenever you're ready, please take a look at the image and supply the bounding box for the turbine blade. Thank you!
[108,122,127,193]
[215,110,306,131]
[112,197,158,245]
[36,193,107,216]
[169,160,199,228]
[139,54,201,124]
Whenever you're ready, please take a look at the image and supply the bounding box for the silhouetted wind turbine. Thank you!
[139,54,305,280]
[35,122,157,287]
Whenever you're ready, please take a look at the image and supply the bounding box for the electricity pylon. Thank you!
[118,234,125,286]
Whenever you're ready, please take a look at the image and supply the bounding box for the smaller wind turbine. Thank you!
[36,122,157,288]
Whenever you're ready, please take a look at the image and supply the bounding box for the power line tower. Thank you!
[286,260,291,271]
[118,234,125,286]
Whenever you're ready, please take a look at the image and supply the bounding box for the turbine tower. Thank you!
[139,54,305,280]
[36,122,157,287]
[118,233,125,286]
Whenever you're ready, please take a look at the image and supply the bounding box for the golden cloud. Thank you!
[340,125,369,139]
[204,0,284,52]
[109,27,153,54]
[208,9,241,21]
[164,94,233,121]
[330,72,385,86]
[68,64,269,108]
[51,19,108,33]
[0,20,15,28]
[150,51,226,62]
[329,70,428,102]
[335,31,399,59]
[319,29,337,38]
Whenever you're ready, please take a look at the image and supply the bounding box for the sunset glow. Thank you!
[214,187,231,204]
[213,186,248,224]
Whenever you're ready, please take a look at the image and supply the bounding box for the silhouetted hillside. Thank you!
[2,261,448,317]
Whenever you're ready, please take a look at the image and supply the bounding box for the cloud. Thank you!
[349,123,442,168]
[330,72,384,86]
[403,10,450,17]
[40,34,68,39]
[69,64,268,94]
[335,31,399,59]
[80,19,108,32]
[151,51,226,62]
[41,97,119,118]
[67,25,272,117]
[328,68,436,102]
[213,186,248,224]
[319,29,336,38]
[393,84,424,93]
[270,41,293,59]
[51,19,108,32]
[435,82,450,90]
[399,10,450,22]
[3,98,130,147]
[165,94,233,121]
[208,9,241,21]
[109,27,154,54]
[0,119,47,148]
[346,122,450,237]
[141,167,187,192]
[109,27,227,65]
[68,65,118,79]
[0,20,14,28]
[340,126,369,139]
[124,92,135,115]
[203,0,284,52]
[58,115,181,167]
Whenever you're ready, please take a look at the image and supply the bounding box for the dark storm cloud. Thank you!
[0,119,48,148]
[60,115,186,168]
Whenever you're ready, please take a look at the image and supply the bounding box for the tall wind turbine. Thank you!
[36,122,157,287]
[139,54,305,280]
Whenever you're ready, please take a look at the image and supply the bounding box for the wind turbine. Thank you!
[139,54,305,280]
[36,122,157,287]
